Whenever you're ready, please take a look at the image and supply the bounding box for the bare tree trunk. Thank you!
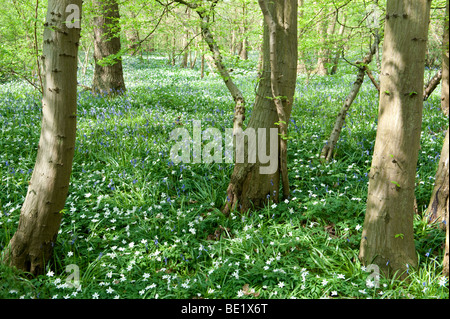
[173,0,245,135]
[330,14,346,75]
[442,0,449,117]
[425,0,449,277]
[442,0,449,278]
[297,0,308,74]
[92,0,126,96]
[223,0,298,214]
[316,8,336,76]
[239,36,249,60]
[426,130,449,228]
[125,11,140,55]
[444,198,449,277]
[1,0,82,276]
[239,2,249,60]
[181,30,190,68]
[423,69,442,101]
[197,12,246,135]
[320,37,379,162]
[359,0,431,278]
[201,53,205,78]
[181,9,191,68]
[231,29,236,55]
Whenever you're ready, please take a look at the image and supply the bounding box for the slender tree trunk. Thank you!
[442,0,449,117]
[197,13,246,135]
[444,197,449,277]
[257,21,264,77]
[426,130,449,227]
[172,0,245,134]
[231,29,236,55]
[297,0,308,74]
[423,69,442,101]
[425,0,449,277]
[125,11,140,55]
[181,10,191,68]
[442,0,449,278]
[239,3,249,60]
[316,18,328,76]
[223,0,298,215]
[1,0,82,276]
[330,15,346,75]
[181,30,190,68]
[316,8,336,76]
[359,0,431,278]
[93,0,125,96]
[320,37,379,162]
[240,36,249,60]
[201,53,205,78]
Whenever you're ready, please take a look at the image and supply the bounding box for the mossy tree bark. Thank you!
[359,0,431,278]
[1,0,82,276]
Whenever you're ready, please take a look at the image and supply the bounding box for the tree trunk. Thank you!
[330,14,346,75]
[425,130,449,228]
[442,0,449,117]
[201,53,205,78]
[297,0,308,74]
[1,0,82,276]
[444,197,449,277]
[425,0,449,277]
[359,0,431,278]
[316,8,336,76]
[92,0,126,96]
[442,0,449,278]
[423,69,442,101]
[125,11,140,55]
[239,36,249,60]
[197,13,246,135]
[239,3,249,60]
[320,37,379,162]
[181,30,189,68]
[223,0,298,215]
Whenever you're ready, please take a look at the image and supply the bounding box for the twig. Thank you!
[6,68,42,91]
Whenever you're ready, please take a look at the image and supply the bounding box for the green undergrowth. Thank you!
[0,55,448,299]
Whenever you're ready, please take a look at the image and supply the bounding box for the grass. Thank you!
[0,54,448,299]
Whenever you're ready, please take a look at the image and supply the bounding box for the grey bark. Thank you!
[2,0,82,275]
[359,0,431,278]
[92,0,126,96]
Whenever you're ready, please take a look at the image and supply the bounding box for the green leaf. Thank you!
[390,181,400,187]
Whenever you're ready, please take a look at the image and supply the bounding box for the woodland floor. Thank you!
[0,54,448,299]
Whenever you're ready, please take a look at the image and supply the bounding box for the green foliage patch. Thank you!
[0,54,448,299]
